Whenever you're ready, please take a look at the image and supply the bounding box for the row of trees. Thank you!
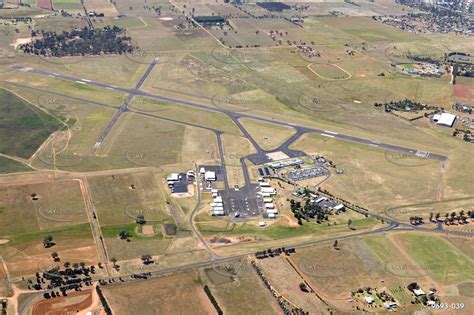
[429,210,472,224]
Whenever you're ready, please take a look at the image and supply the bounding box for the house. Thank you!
[314,197,327,204]
[166,173,180,185]
[258,221,267,227]
[268,213,277,219]
[265,203,275,209]
[413,288,425,296]
[266,209,278,214]
[214,196,223,203]
[205,171,216,181]
[333,204,345,211]
[364,296,375,304]
[263,197,273,203]
[261,187,276,195]
[259,182,270,187]
[211,210,225,216]
[383,301,397,309]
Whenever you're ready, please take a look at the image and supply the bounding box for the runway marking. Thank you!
[75,81,86,84]
[81,79,91,82]
[324,130,338,135]
[321,133,335,138]
[369,144,379,147]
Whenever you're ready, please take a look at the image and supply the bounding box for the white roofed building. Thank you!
[205,171,216,181]
[433,112,457,128]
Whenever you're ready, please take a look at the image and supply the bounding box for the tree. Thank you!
[51,252,59,262]
[141,254,153,265]
[407,282,419,291]
[136,214,146,224]
[43,235,54,248]
[299,282,308,292]
[119,230,131,240]
[333,240,339,249]
[347,218,353,229]
[110,257,118,268]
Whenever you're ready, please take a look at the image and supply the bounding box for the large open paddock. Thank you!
[87,171,175,260]
[0,178,100,278]
[201,258,281,315]
[290,232,474,312]
[102,270,215,314]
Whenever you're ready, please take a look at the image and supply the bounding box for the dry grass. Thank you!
[103,270,215,314]
[239,118,296,151]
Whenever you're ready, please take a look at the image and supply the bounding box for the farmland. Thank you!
[102,271,214,314]
[0,88,64,159]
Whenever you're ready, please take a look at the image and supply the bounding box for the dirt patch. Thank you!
[36,0,53,10]
[0,239,9,245]
[10,38,32,49]
[281,215,299,228]
[207,236,253,247]
[454,84,473,99]
[32,289,93,315]
[141,225,155,235]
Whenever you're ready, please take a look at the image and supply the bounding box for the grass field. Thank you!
[289,232,474,311]
[83,0,118,17]
[0,178,99,277]
[0,157,32,173]
[0,179,88,237]
[395,234,473,285]
[87,171,175,260]
[103,270,215,314]
[52,0,83,11]
[291,133,450,212]
[256,256,329,313]
[221,133,256,188]
[0,88,64,159]
[239,118,295,151]
[202,259,281,315]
